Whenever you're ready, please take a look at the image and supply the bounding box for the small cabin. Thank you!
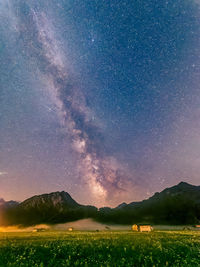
[68,227,73,232]
[132,224,153,232]
[138,225,152,232]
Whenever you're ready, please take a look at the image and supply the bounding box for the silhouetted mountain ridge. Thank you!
[3,191,97,226]
[101,181,200,224]
[1,181,200,226]
[20,191,80,211]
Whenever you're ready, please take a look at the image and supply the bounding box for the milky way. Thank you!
[0,0,200,206]
[30,10,133,204]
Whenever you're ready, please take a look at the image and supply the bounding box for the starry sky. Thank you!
[0,0,200,207]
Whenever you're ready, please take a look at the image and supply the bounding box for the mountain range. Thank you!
[1,182,200,226]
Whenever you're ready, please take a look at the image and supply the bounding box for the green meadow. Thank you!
[0,230,200,266]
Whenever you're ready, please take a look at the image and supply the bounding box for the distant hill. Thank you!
[1,182,200,226]
[0,198,19,208]
[0,198,19,225]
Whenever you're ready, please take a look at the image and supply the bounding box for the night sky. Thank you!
[0,0,200,207]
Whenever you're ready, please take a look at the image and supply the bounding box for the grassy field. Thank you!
[0,230,200,266]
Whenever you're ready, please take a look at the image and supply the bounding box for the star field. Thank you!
[0,0,200,207]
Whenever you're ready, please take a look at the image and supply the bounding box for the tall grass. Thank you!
[0,230,200,266]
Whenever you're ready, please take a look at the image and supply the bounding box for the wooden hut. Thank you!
[138,225,152,232]
[132,224,153,232]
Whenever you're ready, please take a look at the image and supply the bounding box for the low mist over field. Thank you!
[0,219,130,232]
